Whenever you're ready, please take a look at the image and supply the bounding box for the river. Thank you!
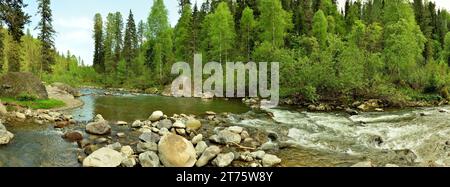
[1,88,450,167]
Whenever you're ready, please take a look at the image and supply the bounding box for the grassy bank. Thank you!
[1,97,66,110]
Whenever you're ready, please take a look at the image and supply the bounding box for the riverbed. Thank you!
[1,88,450,167]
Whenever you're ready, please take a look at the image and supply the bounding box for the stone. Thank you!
[195,141,208,157]
[106,142,122,151]
[0,101,7,115]
[228,126,244,134]
[351,161,374,167]
[157,119,173,129]
[250,150,266,160]
[139,151,160,167]
[0,129,14,145]
[85,120,111,135]
[375,108,384,112]
[51,82,80,97]
[176,128,186,135]
[158,134,197,167]
[240,151,254,162]
[191,134,203,145]
[212,152,235,167]
[136,142,158,153]
[95,137,108,144]
[172,121,185,128]
[77,139,91,148]
[131,120,144,128]
[121,157,136,167]
[385,164,399,167]
[240,131,250,139]
[120,146,134,157]
[205,111,216,115]
[149,111,164,122]
[196,146,221,167]
[116,132,126,138]
[62,131,83,142]
[260,141,279,151]
[158,127,170,136]
[84,145,99,155]
[82,147,124,167]
[262,154,281,167]
[54,121,69,128]
[0,72,48,99]
[345,108,359,115]
[116,121,128,126]
[139,132,160,143]
[186,119,202,131]
[94,114,104,121]
[15,112,26,120]
[210,130,241,144]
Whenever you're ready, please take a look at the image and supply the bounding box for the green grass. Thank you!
[1,97,66,109]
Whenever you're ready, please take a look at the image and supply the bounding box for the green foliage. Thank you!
[1,97,65,109]
[258,0,292,49]
[312,10,328,47]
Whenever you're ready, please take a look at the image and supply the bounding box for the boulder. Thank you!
[0,72,48,99]
[106,142,122,151]
[139,151,160,167]
[139,132,160,143]
[262,154,281,167]
[136,142,158,153]
[149,111,164,122]
[85,120,111,135]
[196,146,221,167]
[51,82,80,97]
[0,127,14,145]
[82,147,123,167]
[186,119,202,131]
[158,134,197,167]
[210,130,241,144]
[62,131,83,142]
[212,152,235,167]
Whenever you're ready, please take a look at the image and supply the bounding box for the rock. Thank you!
[210,130,241,145]
[0,123,5,131]
[120,146,134,157]
[54,121,69,128]
[157,119,173,129]
[131,120,144,128]
[0,129,14,145]
[116,132,126,138]
[77,139,91,148]
[82,147,124,167]
[158,134,197,167]
[15,112,26,120]
[228,126,244,134]
[385,164,399,167]
[212,152,235,167]
[191,134,203,145]
[351,161,374,167]
[205,111,216,115]
[0,72,48,99]
[420,112,432,116]
[62,131,83,142]
[116,121,128,126]
[262,154,281,167]
[95,137,108,144]
[240,151,254,162]
[106,142,122,151]
[139,132,160,143]
[94,114,104,121]
[260,141,279,151]
[241,131,250,139]
[195,141,208,157]
[250,150,266,160]
[84,145,99,155]
[51,82,80,97]
[172,121,185,128]
[136,142,158,153]
[186,119,202,131]
[85,120,111,135]
[149,111,164,122]
[139,151,160,167]
[158,127,170,136]
[439,109,450,113]
[345,108,359,115]
[374,108,384,112]
[121,157,136,167]
[0,101,7,115]
[176,128,186,135]
[196,146,221,167]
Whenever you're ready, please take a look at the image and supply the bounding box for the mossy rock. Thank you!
[0,72,48,99]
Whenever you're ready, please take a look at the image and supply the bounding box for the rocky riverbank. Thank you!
[75,111,282,167]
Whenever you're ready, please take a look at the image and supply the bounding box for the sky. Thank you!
[22,0,450,65]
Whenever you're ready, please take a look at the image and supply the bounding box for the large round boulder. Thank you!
[158,133,197,167]
[86,120,111,135]
[82,147,123,167]
[0,72,48,99]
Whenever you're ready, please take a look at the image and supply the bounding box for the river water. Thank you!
[1,88,450,167]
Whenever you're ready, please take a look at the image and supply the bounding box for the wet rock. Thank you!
[139,151,160,167]
[86,120,111,135]
[210,130,241,145]
[158,134,197,167]
[139,132,160,143]
[62,131,83,142]
[116,121,128,126]
[228,126,243,134]
[387,149,418,164]
[131,120,144,128]
[191,134,203,145]
[77,139,91,148]
[345,108,359,115]
[212,152,235,167]
[195,141,208,157]
[172,121,185,128]
[439,109,450,113]
[267,131,279,141]
[84,145,99,155]
[196,146,221,167]
[260,141,279,151]
[157,119,173,129]
[420,112,432,116]
[95,137,108,144]
[262,154,281,167]
[54,121,69,128]
[83,147,123,167]
[149,111,164,122]
[136,142,158,153]
[186,119,202,131]
[94,114,104,121]
[351,161,374,167]
[116,132,126,138]
[374,108,384,112]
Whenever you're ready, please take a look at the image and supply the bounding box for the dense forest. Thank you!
[3,0,450,106]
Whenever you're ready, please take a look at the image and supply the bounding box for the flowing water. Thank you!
[2,88,450,167]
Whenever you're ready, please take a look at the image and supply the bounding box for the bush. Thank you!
[16,93,38,101]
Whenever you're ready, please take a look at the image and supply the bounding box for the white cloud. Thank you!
[54,17,93,30]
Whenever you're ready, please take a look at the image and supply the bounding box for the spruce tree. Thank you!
[174,4,193,62]
[93,13,105,73]
[123,10,138,75]
[36,0,56,73]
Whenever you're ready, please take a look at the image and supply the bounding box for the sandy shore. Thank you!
[46,85,84,111]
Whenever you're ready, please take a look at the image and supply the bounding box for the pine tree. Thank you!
[0,22,4,72]
[113,12,124,64]
[174,4,193,62]
[104,13,116,74]
[258,0,293,49]
[93,13,105,73]
[239,6,256,61]
[36,0,56,73]
[313,10,328,47]
[123,10,138,75]
[137,20,145,48]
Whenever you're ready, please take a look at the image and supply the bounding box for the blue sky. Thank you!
[22,0,450,65]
